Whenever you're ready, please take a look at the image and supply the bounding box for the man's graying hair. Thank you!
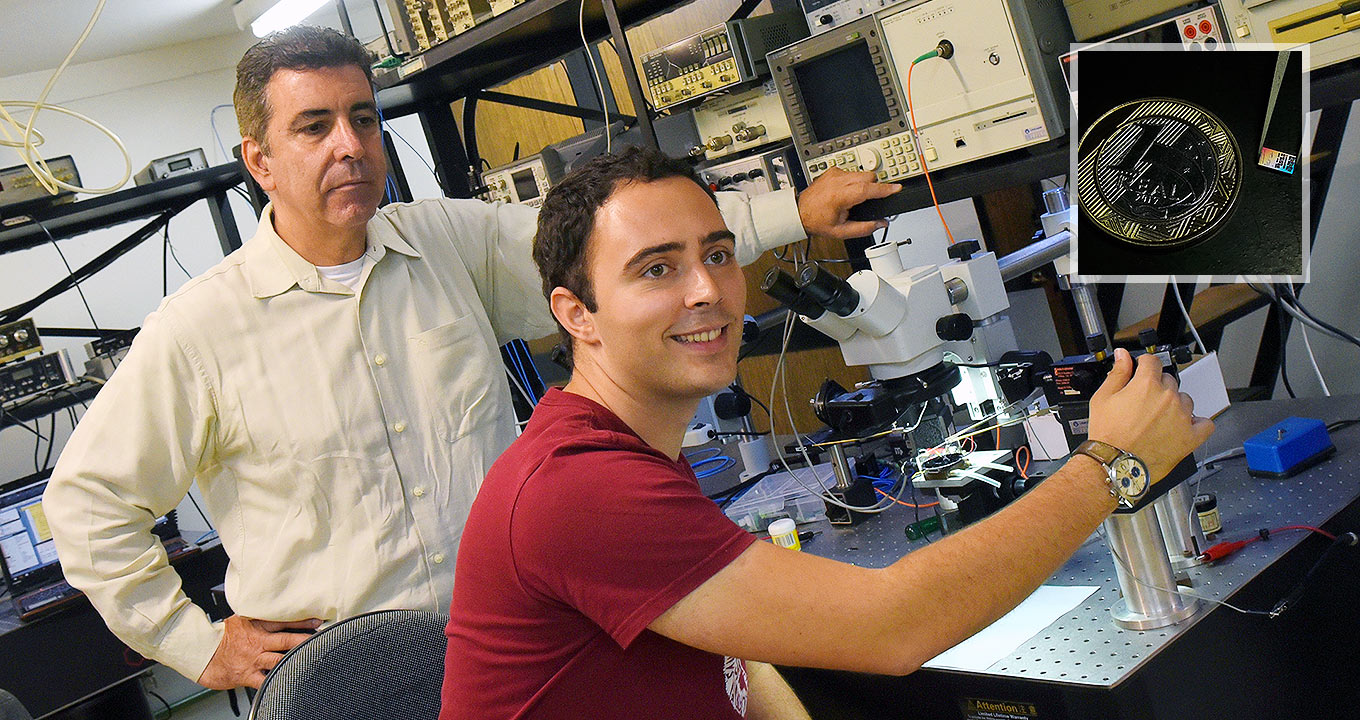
[532,145,717,368]
[234,25,375,154]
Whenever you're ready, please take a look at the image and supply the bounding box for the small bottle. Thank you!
[1195,493,1222,536]
[768,518,801,551]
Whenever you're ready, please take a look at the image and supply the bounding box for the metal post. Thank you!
[335,0,355,36]
[207,191,243,254]
[1069,283,1109,351]
[1155,482,1206,571]
[416,100,473,198]
[1103,508,1198,630]
[599,0,657,150]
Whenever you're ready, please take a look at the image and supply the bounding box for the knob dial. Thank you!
[852,146,882,171]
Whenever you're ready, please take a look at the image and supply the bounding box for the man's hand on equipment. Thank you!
[797,168,901,241]
[197,615,322,689]
[1087,348,1214,482]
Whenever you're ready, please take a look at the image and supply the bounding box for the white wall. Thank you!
[0,32,260,535]
[0,28,446,537]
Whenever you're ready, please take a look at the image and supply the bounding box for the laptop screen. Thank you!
[0,480,58,586]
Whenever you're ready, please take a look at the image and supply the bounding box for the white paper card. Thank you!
[923,585,1099,672]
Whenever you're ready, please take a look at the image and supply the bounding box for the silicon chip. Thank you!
[1257,147,1296,174]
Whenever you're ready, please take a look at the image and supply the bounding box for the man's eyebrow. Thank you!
[701,230,736,245]
[620,230,735,273]
[291,108,334,124]
[289,102,377,124]
[622,242,684,273]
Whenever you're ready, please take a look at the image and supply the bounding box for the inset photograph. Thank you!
[1070,45,1305,282]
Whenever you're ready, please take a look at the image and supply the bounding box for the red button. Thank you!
[1183,25,1197,39]
[1199,19,1213,34]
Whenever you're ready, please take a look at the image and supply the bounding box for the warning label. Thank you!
[960,697,1041,720]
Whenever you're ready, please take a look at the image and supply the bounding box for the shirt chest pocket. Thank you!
[408,315,501,443]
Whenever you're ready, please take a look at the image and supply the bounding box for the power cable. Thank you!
[0,0,132,195]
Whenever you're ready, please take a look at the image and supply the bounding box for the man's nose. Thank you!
[332,120,365,160]
[686,265,722,307]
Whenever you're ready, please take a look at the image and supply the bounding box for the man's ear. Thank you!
[550,286,598,348]
[240,136,276,193]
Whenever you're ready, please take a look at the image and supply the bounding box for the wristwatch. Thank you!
[1074,439,1150,509]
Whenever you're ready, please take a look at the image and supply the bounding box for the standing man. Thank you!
[441,147,1213,718]
[43,26,893,689]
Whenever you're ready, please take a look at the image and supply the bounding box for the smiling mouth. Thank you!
[672,325,727,344]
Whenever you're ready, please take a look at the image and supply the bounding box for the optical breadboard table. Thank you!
[766,396,1360,720]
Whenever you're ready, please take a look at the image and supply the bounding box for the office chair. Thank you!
[249,609,449,720]
[0,690,32,720]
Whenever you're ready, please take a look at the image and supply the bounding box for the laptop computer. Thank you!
[0,477,197,621]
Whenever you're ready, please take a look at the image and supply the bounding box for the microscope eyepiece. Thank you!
[794,264,860,317]
[761,268,825,318]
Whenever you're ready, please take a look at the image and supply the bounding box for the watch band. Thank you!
[1074,439,1122,467]
[1074,439,1123,503]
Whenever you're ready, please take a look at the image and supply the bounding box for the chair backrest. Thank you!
[249,609,449,720]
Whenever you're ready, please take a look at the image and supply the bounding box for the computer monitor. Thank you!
[0,480,60,594]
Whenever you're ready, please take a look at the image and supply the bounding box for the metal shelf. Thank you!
[375,0,683,116]
[0,164,245,257]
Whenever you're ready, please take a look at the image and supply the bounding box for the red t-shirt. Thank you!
[440,388,757,720]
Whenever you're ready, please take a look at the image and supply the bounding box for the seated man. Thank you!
[441,147,1213,719]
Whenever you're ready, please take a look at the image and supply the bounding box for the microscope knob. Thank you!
[1085,332,1109,355]
[936,313,974,341]
[1137,328,1159,349]
[947,240,981,261]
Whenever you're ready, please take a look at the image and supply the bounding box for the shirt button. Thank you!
[413,486,426,498]
[432,553,445,565]
[374,354,386,366]
[393,421,406,433]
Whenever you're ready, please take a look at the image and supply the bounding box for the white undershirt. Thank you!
[316,255,371,291]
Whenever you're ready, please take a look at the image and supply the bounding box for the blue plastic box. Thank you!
[1242,417,1335,478]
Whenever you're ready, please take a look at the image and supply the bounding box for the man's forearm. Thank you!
[746,661,812,720]
[879,455,1116,670]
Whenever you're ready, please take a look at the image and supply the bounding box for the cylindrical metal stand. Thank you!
[1155,483,1207,571]
[829,444,854,490]
[1069,283,1109,352]
[1103,507,1199,630]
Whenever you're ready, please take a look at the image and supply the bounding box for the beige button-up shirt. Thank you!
[44,190,803,680]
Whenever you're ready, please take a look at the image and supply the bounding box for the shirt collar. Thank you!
[242,203,420,298]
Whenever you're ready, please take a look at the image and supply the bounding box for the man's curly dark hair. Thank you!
[531,145,716,367]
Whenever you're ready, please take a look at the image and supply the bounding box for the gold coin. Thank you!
[1078,98,1241,250]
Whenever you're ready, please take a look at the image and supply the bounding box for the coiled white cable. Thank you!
[0,0,133,196]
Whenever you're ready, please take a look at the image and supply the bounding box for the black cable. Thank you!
[32,413,44,473]
[44,411,59,470]
[1280,283,1360,350]
[230,185,253,204]
[711,430,769,437]
[35,219,101,333]
[1327,417,1360,434]
[1278,290,1296,399]
[57,387,89,411]
[726,383,771,417]
[187,491,215,533]
[1269,532,1359,618]
[371,0,397,58]
[907,461,931,543]
[164,220,191,281]
[0,405,49,441]
[148,689,173,719]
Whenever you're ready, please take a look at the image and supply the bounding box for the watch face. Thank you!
[1112,455,1150,500]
